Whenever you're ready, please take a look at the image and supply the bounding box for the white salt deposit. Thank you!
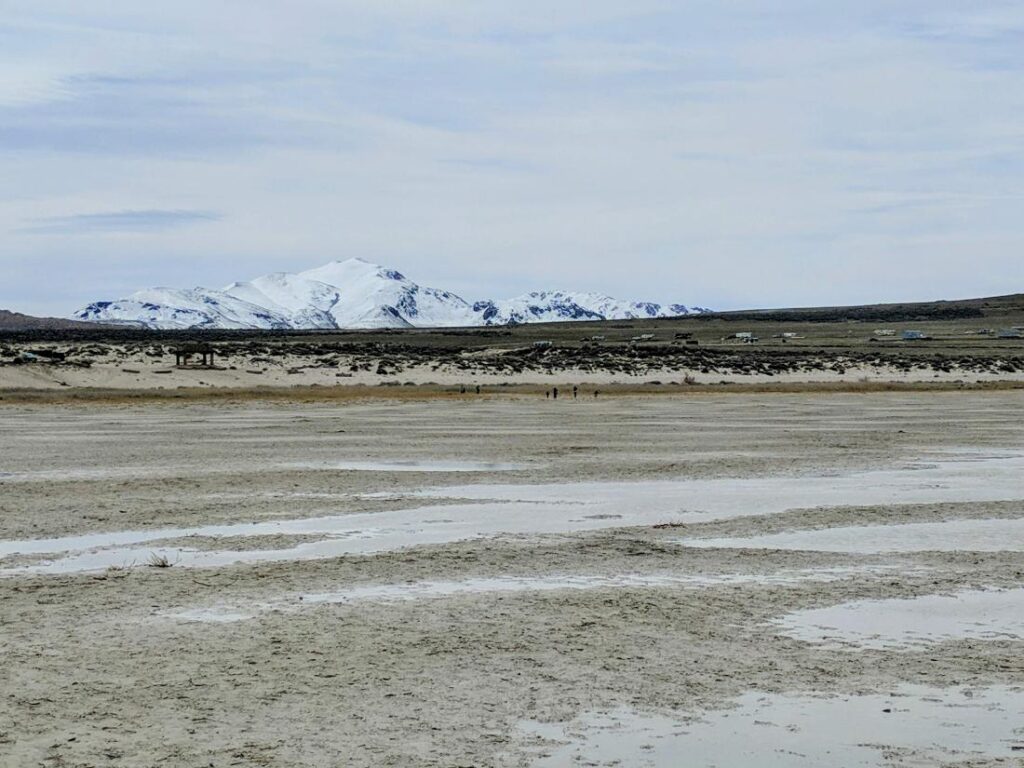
[521,685,1024,767]
[776,588,1024,649]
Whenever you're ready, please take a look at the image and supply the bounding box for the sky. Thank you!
[2,1,1023,317]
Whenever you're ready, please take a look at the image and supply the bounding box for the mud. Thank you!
[1,392,1022,767]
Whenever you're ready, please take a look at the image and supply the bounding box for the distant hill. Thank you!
[698,293,1024,324]
[0,309,105,331]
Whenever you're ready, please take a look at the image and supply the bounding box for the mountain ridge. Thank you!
[0,310,106,331]
[74,258,708,330]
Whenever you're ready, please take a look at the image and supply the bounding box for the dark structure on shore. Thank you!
[174,343,216,368]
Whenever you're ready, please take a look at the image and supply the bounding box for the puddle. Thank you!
[298,574,715,605]
[411,453,1024,519]
[0,466,198,482]
[521,685,1024,767]
[0,522,389,559]
[161,566,901,623]
[200,491,359,501]
[169,607,255,623]
[4,452,1024,576]
[777,588,1024,649]
[287,460,528,472]
[0,459,527,483]
[681,518,1024,553]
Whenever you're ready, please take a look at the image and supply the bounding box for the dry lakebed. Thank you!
[1,391,1023,767]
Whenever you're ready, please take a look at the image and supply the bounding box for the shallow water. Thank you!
[522,685,1024,767]
[161,566,903,623]
[286,460,529,472]
[4,452,1023,575]
[776,588,1024,649]
[0,458,527,482]
[682,518,1024,553]
[411,452,1024,517]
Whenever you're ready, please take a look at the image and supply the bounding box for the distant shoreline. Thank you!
[3,300,1022,401]
[2,379,1022,406]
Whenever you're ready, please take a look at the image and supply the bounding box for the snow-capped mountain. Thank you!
[74,258,707,329]
[76,288,295,330]
[472,291,696,326]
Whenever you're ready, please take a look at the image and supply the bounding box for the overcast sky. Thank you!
[2,2,1023,316]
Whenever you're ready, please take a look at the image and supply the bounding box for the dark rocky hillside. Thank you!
[0,310,106,331]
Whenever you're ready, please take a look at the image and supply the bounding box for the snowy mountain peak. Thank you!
[297,258,407,290]
[74,259,707,330]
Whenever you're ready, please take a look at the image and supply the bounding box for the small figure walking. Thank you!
[460,384,466,394]
[546,390,550,399]
[593,390,599,399]
[475,384,480,395]
[552,387,559,400]
[572,385,578,399]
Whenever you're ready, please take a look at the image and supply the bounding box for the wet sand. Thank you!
[1,392,1023,766]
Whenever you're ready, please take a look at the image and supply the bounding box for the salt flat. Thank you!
[4,451,1023,575]
[1,391,1022,767]
[776,587,1024,649]
[521,686,1024,767]
[683,517,1024,553]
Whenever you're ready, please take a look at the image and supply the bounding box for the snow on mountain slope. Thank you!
[75,287,294,329]
[472,291,704,326]
[222,273,340,329]
[74,258,705,329]
[298,260,478,328]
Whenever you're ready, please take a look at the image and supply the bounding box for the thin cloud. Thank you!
[2,2,1023,316]
[20,209,221,234]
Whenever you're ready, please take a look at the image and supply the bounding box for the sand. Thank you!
[5,355,1024,391]
[1,392,1023,766]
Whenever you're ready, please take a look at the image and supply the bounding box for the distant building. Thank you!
[901,330,929,340]
[174,343,216,367]
[997,329,1022,339]
[533,340,553,349]
[874,329,896,336]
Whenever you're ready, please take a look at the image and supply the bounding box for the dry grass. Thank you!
[146,552,176,568]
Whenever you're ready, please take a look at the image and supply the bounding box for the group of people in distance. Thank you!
[546,386,597,399]
[458,384,599,399]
